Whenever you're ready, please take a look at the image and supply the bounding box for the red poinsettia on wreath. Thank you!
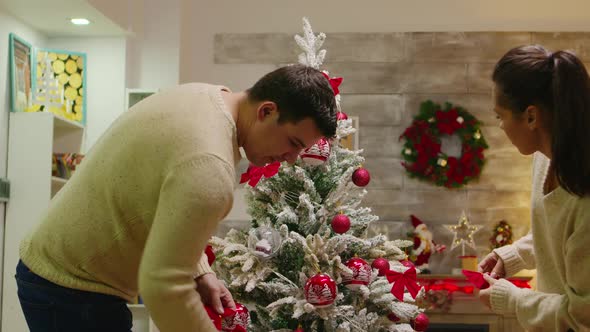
[400,100,488,188]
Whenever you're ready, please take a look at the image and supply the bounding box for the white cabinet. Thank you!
[1,112,84,332]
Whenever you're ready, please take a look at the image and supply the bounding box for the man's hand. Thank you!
[196,273,236,314]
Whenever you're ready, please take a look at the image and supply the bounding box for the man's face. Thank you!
[242,106,324,166]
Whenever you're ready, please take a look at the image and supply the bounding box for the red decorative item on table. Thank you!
[300,137,331,166]
[462,269,490,290]
[331,214,351,234]
[336,111,348,120]
[221,303,249,332]
[304,273,337,307]
[343,257,371,290]
[352,167,371,187]
[407,215,446,271]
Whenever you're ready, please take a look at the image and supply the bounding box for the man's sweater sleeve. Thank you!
[138,154,234,332]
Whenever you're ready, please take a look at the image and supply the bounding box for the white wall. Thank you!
[47,37,127,151]
[179,0,590,88]
[125,0,180,89]
[0,9,47,316]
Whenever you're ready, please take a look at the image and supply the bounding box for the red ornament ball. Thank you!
[294,326,305,332]
[343,257,371,289]
[221,303,250,332]
[400,259,415,269]
[304,273,337,307]
[410,312,430,332]
[371,257,390,276]
[337,111,349,121]
[204,305,222,330]
[331,214,351,234]
[205,245,216,266]
[300,138,331,166]
[387,313,400,322]
[352,167,371,187]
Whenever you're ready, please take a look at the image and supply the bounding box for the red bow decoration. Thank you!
[321,72,343,95]
[462,269,490,289]
[386,266,422,301]
[239,162,281,187]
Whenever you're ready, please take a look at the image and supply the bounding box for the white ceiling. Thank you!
[0,0,128,37]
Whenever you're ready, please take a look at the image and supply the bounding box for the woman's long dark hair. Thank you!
[493,45,590,197]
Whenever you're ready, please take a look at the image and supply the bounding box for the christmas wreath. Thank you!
[400,100,488,188]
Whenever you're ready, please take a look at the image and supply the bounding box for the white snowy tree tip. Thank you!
[295,17,327,69]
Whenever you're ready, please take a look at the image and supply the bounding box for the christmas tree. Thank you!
[211,18,427,332]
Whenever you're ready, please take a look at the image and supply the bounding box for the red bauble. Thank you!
[371,257,390,276]
[410,313,430,332]
[204,305,222,330]
[387,313,400,322]
[400,259,415,269]
[352,168,371,187]
[304,273,337,307]
[343,257,371,290]
[300,138,331,166]
[294,326,305,332]
[221,303,249,332]
[331,214,351,234]
[205,245,216,266]
[337,112,349,121]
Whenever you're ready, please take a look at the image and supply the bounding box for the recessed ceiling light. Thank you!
[70,18,90,25]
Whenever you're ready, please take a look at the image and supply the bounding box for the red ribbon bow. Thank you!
[386,266,422,301]
[462,269,490,289]
[239,162,281,187]
[321,72,343,96]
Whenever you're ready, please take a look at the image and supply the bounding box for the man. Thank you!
[15,64,337,331]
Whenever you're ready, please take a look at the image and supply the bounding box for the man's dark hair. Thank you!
[248,64,337,138]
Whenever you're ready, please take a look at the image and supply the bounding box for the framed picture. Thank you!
[9,33,33,113]
[31,48,87,125]
[339,116,359,150]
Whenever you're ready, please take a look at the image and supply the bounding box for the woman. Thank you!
[478,45,590,331]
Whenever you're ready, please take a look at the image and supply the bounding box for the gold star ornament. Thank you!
[445,211,482,251]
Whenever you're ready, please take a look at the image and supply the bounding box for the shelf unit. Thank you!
[125,88,158,110]
[128,304,159,332]
[1,112,85,332]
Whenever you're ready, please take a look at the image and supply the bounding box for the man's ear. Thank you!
[256,101,279,121]
[524,105,540,130]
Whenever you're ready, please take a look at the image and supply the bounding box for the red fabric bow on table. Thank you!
[462,269,490,289]
[386,266,422,301]
[239,162,281,187]
[321,72,343,96]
